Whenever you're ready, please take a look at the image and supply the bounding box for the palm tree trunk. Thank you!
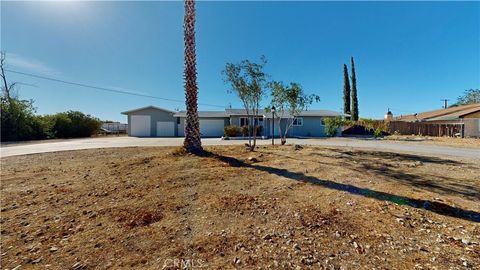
[183,0,202,153]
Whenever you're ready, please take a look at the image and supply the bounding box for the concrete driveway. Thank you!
[1,136,479,159]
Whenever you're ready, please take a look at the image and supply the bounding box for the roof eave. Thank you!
[121,106,174,115]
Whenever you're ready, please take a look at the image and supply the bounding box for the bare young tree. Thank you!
[268,81,319,145]
[0,51,16,101]
[223,57,267,151]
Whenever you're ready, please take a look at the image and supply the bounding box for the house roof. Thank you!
[173,111,228,118]
[123,106,345,118]
[121,106,174,115]
[225,109,344,118]
[296,110,345,117]
[174,109,345,118]
[394,103,480,122]
[225,109,266,116]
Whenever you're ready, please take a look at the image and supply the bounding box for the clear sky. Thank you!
[1,1,479,122]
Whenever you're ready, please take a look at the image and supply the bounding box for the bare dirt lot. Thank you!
[1,145,479,269]
[384,135,480,149]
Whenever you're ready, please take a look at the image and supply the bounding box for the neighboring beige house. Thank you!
[393,103,480,138]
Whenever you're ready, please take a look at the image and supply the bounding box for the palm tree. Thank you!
[183,0,202,153]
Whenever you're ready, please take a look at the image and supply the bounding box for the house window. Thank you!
[293,117,303,126]
[240,117,249,126]
[254,117,264,126]
[320,118,325,125]
[177,118,181,124]
[240,117,263,126]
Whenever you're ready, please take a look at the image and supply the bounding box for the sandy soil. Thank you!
[1,134,127,148]
[384,135,480,149]
[1,145,479,269]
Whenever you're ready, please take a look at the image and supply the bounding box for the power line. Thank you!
[5,69,226,109]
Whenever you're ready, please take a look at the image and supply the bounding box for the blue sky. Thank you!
[1,1,479,122]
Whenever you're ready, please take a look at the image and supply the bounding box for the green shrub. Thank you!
[324,116,344,137]
[1,94,101,141]
[342,119,355,127]
[358,118,389,133]
[29,115,54,140]
[50,111,101,138]
[224,125,239,137]
[374,127,383,138]
[1,97,50,141]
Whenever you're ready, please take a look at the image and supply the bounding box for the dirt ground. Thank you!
[1,145,479,269]
[0,134,127,148]
[384,135,480,148]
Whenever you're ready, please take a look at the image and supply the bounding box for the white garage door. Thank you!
[200,119,225,137]
[156,121,175,137]
[130,115,151,137]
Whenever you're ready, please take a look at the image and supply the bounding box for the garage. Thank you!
[156,121,175,137]
[130,115,151,137]
[122,106,176,137]
[199,119,225,137]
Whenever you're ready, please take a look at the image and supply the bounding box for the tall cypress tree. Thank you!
[350,57,359,121]
[343,64,351,119]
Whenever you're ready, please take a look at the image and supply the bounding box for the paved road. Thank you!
[1,137,479,159]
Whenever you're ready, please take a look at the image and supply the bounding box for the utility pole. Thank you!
[441,99,449,109]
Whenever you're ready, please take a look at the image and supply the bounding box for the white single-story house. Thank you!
[121,106,345,137]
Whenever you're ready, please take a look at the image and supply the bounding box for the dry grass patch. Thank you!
[1,145,479,269]
[385,135,480,148]
[113,208,164,228]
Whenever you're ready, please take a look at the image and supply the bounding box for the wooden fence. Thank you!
[387,121,463,137]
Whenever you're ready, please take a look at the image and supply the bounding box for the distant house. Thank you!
[121,106,345,138]
[393,103,480,138]
[101,122,128,133]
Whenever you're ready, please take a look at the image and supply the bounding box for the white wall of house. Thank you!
[199,119,225,137]
[177,117,229,137]
[156,121,175,137]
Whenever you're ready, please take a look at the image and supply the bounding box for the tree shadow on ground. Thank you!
[264,149,480,201]
[309,149,466,166]
[328,149,480,201]
[202,151,480,223]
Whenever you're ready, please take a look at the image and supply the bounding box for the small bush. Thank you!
[239,125,263,137]
[342,118,390,136]
[374,127,383,138]
[358,118,389,133]
[324,116,344,137]
[224,125,239,137]
[240,125,250,137]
